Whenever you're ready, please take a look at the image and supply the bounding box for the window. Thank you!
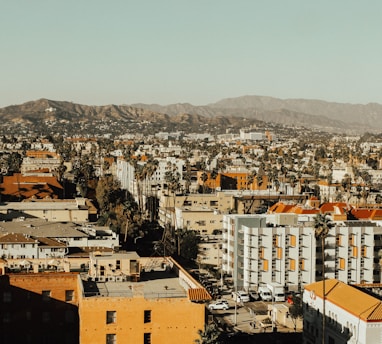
[277,247,283,259]
[42,311,50,323]
[42,290,51,302]
[336,234,342,246]
[3,291,11,303]
[116,260,121,270]
[259,247,264,259]
[289,259,296,271]
[144,310,151,323]
[262,259,268,271]
[106,334,116,344]
[289,235,296,247]
[3,312,11,323]
[352,246,358,258]
[106,311,116,324]
[339,258,345,270]
[65,290,74,302]
[144,333,151,344]
[26,311,31,321]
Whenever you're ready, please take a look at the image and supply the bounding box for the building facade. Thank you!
[222,214,382,291]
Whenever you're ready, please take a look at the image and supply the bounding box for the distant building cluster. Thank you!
[2,121,382,342]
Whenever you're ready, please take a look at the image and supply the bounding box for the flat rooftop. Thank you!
[82,270,187,299]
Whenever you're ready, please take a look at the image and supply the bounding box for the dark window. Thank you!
[144,333,151,344]
[144,310,151,323]
[106,334,116,344]
[42,290,51,302]
[3,291,11,303]
[65,290,74,302]
[106,311,116,324]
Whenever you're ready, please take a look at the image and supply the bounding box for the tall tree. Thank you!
[195,323,221,344]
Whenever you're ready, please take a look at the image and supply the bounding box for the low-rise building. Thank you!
[303,279,382,344]
[0,254,210,344]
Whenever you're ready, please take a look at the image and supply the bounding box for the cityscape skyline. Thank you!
[2,1,382,108]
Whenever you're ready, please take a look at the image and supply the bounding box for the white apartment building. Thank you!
[303,279,382,344]
[0,233,67,260]
[116,157,185,196]
[222,214,382,292]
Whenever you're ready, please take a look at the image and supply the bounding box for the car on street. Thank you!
[208,300,230,310]
[249,290,260,301]
[232,291,250,303]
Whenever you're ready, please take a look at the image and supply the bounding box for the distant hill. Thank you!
[133,95,382,133]
[1,95,381,134]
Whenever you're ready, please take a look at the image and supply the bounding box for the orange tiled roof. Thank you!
[268,202,319,215]
[349,208,382,220]
[268,202,296,214]
[319,202,348,214]
[0,173,63,199]
[187,288,212,301]
[0,233,37,244]
[289,205,319,215]
[26,151,59,158]
[305,279,382,322]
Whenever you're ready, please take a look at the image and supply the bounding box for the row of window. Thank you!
[106,310,151,324]
[2,290,74,303]
[3,310,76,323]
[106,333,151,344]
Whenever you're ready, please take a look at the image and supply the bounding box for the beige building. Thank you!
[175,206,223,235]
[0,198,97,222]
[158,192,234,229]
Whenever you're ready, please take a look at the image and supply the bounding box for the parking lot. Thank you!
[192,270,302,335]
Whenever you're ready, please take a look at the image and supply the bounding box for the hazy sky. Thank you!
[1,1,382,107]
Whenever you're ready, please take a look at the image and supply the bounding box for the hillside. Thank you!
[133,95,381,133]
[1,95,380,134]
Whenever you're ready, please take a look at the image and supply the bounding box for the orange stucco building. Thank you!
[0,255,209,344]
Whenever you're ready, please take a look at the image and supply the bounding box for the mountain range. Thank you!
[1,95,382,134]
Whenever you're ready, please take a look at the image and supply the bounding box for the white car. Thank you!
[232,291,250,303]
[208,300,230,310]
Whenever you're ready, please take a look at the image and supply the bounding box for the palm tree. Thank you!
[314,213,333,344]
[195,323,221,344]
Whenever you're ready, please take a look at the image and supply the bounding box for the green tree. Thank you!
[289,295,303,332]
[180,230,200,261]
[195,323,221,344]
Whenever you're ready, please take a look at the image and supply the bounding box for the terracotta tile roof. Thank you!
[26,151,59,158]
[0,233,37,244]
[289,205,319,214]
[350,208,382,220]
[36,237,66,247]
[305,279,382,322]
[268,202,295,213]
[268,202,319,215]
[319,202,348,214]
[187,288,212,301]
[0,173,63,199]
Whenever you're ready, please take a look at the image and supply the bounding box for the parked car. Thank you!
[258,286,272,301]
[249,290,260,301]
[232,291,250,303]
[208,300,230,310]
